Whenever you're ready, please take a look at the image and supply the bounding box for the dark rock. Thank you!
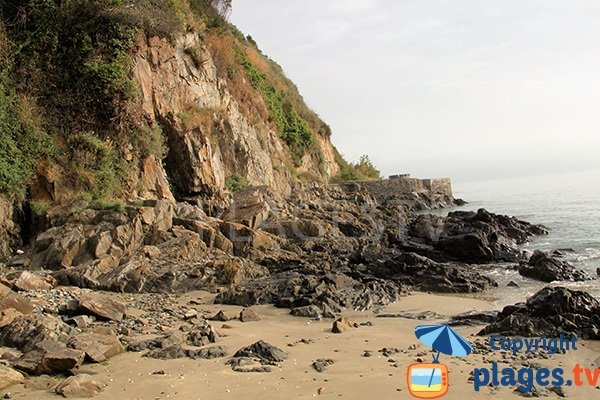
[239,307,261,322]
[479,286,600,339]
[407,209,548,263]
[216,271,403,316]
[0,314,74,352]
[448,311,499,326]
[232,365,272,373]
[519,250,590,282]
[312,359,335,372]
[186,322,219,346]
[370,252,497,293]
[507,281,520,288]
[209,310,234,322]
[233,340,288,364]
[145,345,227,360]
[290,305,322,319]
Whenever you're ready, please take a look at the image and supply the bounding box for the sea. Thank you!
[438,169,600,306]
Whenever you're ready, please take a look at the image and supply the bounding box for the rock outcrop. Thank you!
[519,250,590,282]
[479,287,600,339]
[405,209,548,263]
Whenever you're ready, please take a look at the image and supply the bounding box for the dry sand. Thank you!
[4,292,600,399]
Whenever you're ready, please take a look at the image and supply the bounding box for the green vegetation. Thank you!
[225,173,247,192]
[131,126,167,159]
[236,50,315,163]
[69,133,128,199]
[31,200,50,216]
[332,154,381,182]
[0,26,58,200]
[92,199,126,213]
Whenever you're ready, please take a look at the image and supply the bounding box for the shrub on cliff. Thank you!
[332,154,381,183]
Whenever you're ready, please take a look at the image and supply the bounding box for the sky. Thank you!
[231,0,600,182]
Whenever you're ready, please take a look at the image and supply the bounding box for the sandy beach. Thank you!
[4,291,598,400]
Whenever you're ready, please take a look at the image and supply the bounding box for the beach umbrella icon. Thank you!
[415,324,472,362]
[414,324,473,389]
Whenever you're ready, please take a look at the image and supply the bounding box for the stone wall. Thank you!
[334,177,454,209]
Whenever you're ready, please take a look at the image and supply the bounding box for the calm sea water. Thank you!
[444,169,600,305]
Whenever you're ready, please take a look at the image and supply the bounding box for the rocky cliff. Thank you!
[0,1,341,257]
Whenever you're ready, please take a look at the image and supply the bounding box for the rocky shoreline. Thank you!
[1,183,599,397]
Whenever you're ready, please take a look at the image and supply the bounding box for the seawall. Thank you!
[334,177,455,209]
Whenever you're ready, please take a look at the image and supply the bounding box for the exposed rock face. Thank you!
[479,287,600,339]
[368,252,497,293]
[131,33,339,203]
[519,250,590,282]
[406,209,548,263]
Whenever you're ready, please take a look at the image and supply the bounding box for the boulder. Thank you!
[14,339,85,375]
[290,305,323,319]
[55,374,105,398]
[209,310,235,322]
[0,365,25,390]
[232,340,288,364]
[11,271,53,291]
[0,307,23,328]
[239,307,261,322]
[68,328,124,362]
[332,317,358,334]
[519,250,590,282]
[0,283,34,314]
[76,293,127,322]
[0,314,74,352]
[479,286,600,339]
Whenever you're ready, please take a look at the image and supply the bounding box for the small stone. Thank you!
[312,359,335,372]
[318,387,326,395]
[507,281,520,288]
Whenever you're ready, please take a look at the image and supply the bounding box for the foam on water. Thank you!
[448,169,600,302]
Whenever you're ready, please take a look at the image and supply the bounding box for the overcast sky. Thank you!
[231,1,600,182]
